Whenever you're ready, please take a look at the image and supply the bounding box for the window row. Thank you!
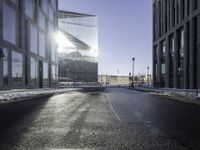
[153,0,200,40]
[25,0,55,22]
[2,2,57,59]
[2,49,58,87]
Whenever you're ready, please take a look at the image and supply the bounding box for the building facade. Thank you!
[0,0,58,89]
[153,0,200,89]
[58,11,98,82]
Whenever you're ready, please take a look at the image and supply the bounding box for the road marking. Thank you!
[107,95,122,122]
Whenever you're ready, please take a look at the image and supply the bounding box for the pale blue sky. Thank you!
[59,0,152,76]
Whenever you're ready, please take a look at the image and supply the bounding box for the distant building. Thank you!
[153,0,200,89]
[98,75,130,85]
[0,0,58,89]
[58,10,98,82]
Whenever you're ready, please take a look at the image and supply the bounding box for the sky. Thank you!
[58,0,152,76]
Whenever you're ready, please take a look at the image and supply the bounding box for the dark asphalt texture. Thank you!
[0,88,200,150]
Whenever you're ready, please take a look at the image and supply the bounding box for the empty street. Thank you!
[0,88,200,150]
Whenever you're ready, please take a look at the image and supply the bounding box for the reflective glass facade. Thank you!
[0,0,58,89]
[25,0,34,20]
[38,10,46,30]
[12,51,23,86]
[58,11,98,82]
[3,3,16,45]
[30,58,38,86]
[39,32,46,57]
[43,62,48,86]
[30,25,38,54]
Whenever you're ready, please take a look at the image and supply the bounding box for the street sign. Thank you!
[0,48,5,58]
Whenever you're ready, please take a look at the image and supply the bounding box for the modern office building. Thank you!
[58,10,98,82]
[0,0,58,89]
[153,0,200,89]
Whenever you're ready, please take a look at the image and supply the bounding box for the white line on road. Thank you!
[107,95,122,122]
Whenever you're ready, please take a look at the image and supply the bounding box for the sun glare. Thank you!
[55,31,75,53]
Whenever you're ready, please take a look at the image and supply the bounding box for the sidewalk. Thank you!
[129,86,200,106]
[0,88,79,104]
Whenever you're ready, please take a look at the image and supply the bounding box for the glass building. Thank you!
[58,10,98,82]
[153,0,200,89]
[0,0,58,89]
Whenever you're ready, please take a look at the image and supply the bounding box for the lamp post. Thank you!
[132,57,135,87]
[147,66,150,86]
[132,57,135,78]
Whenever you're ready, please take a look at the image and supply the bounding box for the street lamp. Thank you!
[147,66,150,86]
[132,57,135,87]
[132,57,135,78]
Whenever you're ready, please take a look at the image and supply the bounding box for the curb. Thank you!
[128,87,200,106]
[0,89,78,104]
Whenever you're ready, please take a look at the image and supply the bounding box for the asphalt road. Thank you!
[0,88,200,150]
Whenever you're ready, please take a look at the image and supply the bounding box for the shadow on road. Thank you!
[0,97,50,133]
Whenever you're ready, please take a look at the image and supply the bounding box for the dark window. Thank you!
[3,48,9,86]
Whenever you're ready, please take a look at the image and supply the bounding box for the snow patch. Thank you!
[0,88,79,103]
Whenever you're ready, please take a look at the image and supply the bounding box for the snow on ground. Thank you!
[0,88,80,103]
[133,86,200,102]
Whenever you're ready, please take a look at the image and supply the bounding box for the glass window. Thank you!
[25,0,34,19]
[43,62,48,86]
[172,36,175,53]
[51,65,58,86]
[30,57,38,86]
[39,32,46,57]
[180,29,184,49]
[51,0,57,10]
[38,10,46,30]
[42,0,48,15]
[55,66,58,80]
[3,48,8,85]
[30,25,38,54]
[52,65,55,80]
[3,3,16,45]
[51,40,56,62]
[12,51,23,85]
[48,21,54,35]
[49,6,54,21]
[10,0,18,6]
[161,64,166,74]
[55,48,58,63]
[162,41,166,56]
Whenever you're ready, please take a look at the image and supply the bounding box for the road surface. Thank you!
[0,88,200,150]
